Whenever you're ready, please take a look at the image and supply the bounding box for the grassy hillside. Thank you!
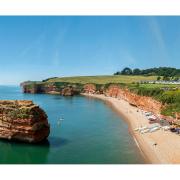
[46,75,158,84]
[134,84,180,89]
[24,74,180,117]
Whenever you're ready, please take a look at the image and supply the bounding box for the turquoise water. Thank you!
[0,86,144,164]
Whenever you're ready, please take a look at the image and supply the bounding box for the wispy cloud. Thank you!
[52,50,60,66]
[148,17,168,64]
[18,31,46,58]
[124,51,136,65]
[17,23,68,71]
[51,26,68,67]
[118,49,137,68]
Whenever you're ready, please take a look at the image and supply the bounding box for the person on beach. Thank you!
[153,143,157,146]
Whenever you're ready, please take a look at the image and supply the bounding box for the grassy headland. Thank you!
[22,67,180,118]
[44,75,158,84]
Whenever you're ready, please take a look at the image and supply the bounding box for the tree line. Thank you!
[114,67,180,80]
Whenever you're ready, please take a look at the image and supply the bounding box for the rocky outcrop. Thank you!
[105,85,119,97]
[105,85,163,115]
[0,100,50,143]
[83,84,96,94]
[20,81,44,94]
[175,113,180,120]
[21,82,81,96]
[61,86,79,96]
[83,84,105,94]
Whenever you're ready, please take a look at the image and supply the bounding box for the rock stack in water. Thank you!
[0,100,50,143]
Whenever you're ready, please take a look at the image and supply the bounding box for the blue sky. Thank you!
[0,16,180,85]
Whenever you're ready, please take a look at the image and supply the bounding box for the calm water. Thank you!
[0,86,144,164]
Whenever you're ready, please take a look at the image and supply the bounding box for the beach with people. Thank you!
[82,93,180,164]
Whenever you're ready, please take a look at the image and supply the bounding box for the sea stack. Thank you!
[0,100,50,143]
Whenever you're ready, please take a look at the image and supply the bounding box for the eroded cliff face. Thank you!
[61,86,80,96]
[176,113,180,120]
[105,85,163,115]
[83,84,105,94]
[22,83,80,96]
[22,83,57,94]
[0,100,50,143]
[83,84,96,94]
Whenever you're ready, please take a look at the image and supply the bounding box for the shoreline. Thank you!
[82,93,180,164]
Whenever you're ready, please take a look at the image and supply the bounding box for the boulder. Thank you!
[0,100,50,143]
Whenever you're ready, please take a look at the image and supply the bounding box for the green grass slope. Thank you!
[46,75,158,84]
[25,75,180,117]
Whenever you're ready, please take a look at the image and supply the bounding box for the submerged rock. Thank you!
[0,100,50,143]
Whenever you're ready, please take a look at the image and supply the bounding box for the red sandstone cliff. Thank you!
[0,100,50,143]
[61,87,75,96]
[83,84,96,94]
[105,85,163,115]
[22,83,80,96]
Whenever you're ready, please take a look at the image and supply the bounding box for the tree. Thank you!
[121,67,132,75]
[114,67,180,77]
[157,76,161,81]
[114,71,121,75]
[163,76,170,81]
[174,77,179,81]
[133,68,141,75]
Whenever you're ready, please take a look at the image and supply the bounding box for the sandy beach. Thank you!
[82,93,180,164]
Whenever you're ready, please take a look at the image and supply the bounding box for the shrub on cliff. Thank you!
[161,103,180,117]
[133,87,163,97]
[158,90,180,104]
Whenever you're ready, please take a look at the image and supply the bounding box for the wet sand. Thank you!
[82,93,180,164]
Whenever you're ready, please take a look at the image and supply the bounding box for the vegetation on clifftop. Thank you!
[22,71,180,118]
[44,75,157,84]
[114,67,180,79]
[127,83,180,117]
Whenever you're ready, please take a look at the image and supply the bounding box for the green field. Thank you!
[46,75,158,84]
[130,83,180,89]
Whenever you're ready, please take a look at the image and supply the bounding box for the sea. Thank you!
[0,85,144,164]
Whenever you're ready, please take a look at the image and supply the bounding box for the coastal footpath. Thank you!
[0,100,50,143]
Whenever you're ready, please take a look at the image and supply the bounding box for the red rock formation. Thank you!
[105,85,119,97]
[175,113,180,120]
[106,85,163,115]
[61,86,80,96]
[44,83,59,94]
[83,84,96,94]
[21,82,80,96]
[61,87,73,96]
[22,84,43,94]
[0,100,50,143]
